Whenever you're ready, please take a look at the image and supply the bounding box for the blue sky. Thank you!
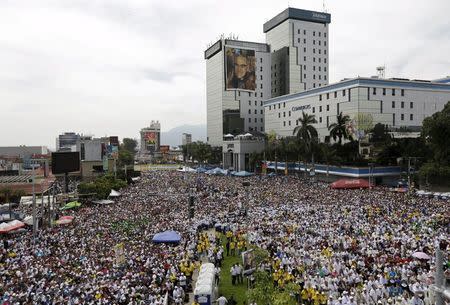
[0,0,449,148]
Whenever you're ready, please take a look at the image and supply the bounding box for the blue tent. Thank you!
[152,230,181,244]
[232,171,253,177]
[196,167,208,173]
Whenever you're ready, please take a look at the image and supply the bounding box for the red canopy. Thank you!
[331,178,370,189]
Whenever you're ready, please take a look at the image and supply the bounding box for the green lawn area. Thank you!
[218,237,248,305]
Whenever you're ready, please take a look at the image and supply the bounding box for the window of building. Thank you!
[343,90,346,96]
[319,66,321,72]
[313,40,315,45]
[380,101,383,113]
[312,107,315,113]
[283,102,286,108]
[410,102,413,109]
[383,88,386,95]
[326,104,330,111]
[248,92,251,97]
[288,111,291,116]
[319,49,321,54]
[319,94,322,101]
[319,41,321,46]
[254,118,257,123]
[410,114,413,120]
[373,88,376,95]
[255,92,257,97]
[248,118,251,122]
[326,93,329,99]
[304,56,306,61]
[260,67,262,72]
[313,31,315,36]
[248,109,251,114]
[303,38,306,43]
[319,32,321,37]
[298,38,300,43]
[296,120,299,125]
[313,83,316,88]
[401,89,405,96]
[283,121,286,126]
[261,126,263,131]
[392,89,396,96]
[319,58,321,63]
[254,100,257,106]
[261,118,263,123]
[324,58,327,63]
[260,101,263,106]
[248,101,251,106]
[304,30,306,35]
[392,101,395,108]
[260,84,262,89]
[324,41,327,46]
[304,47,306,52]
[319,75,321,80]
[278,113,280,118]
[393,113,395,126]
[313,66,316,71]
[313,48,316,54]
[304,74,306,79]
[324,67,327,72]
[283,112,285,117]
[324,32,327,38]
[288,121,291,126]
[260,109,263,114]
[269,106,271,110]
[334,91,337,98]
[304,65,306,70]
[260,75,263,80]
[254,109,257,114]
[313,75,316,80]
[401,113,404,121]
[319,106,322,112]
[297,29,300,34]
[401,101,404,108]
[319,117,322,123]
[278,104,280,109]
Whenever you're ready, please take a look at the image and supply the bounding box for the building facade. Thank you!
[264,77,450,142]
[264,8,331,96]
[139,121,161,156]
[205,39,272,147]
[0,146,48,158]
[182,133,192,146]
[56,132,80,152]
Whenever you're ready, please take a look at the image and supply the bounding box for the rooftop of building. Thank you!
[264,76,450,106]
[263,7,331,33]
[204,39,269,59]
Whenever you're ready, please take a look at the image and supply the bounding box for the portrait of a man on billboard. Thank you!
[145,132,156,145]
[225,47,256,91]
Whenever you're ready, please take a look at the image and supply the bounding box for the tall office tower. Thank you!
[140,120,161,156]
[205,39,271,147]
[264,8,331,96]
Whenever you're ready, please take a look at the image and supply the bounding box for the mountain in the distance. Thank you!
[161,124,206,148]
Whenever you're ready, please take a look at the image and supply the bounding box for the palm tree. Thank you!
[328,112,351,145]
[320,144,338,177]
[293,111,318,177]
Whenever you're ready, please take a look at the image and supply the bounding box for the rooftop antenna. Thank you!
[376,66,386,79]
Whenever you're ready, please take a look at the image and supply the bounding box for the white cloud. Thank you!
[0,0,448,147]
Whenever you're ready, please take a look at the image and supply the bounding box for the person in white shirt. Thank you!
[216,295,228,305]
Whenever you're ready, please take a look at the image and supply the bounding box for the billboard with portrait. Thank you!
[225,47,256,91]
[145,132,156,145]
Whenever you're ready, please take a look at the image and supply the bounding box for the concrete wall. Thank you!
[0,146,48,158]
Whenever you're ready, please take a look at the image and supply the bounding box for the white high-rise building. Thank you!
[205,39,271,147]
[264,8,331,96]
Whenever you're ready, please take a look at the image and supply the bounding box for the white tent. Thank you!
[177,166,196,173]
[109,190,121,197]
[93,199,115,205]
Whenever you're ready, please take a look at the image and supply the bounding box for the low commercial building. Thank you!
[222,134,265,171]
[264,77,450,142]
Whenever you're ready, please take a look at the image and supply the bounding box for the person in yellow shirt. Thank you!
[230,241,235,256]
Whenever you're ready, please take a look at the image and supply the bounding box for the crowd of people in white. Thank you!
[0,171,448,305]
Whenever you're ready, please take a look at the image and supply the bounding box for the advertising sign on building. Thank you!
[225,47,256,91]
[145,132,157,145]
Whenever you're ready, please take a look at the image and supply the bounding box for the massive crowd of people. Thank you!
[0,171,448,305]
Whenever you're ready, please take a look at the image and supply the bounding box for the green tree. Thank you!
[122,138,138,153]
[78,175,127,199]
[370,123,391,143]
[118,149,134,167]
[421,102,450,165]
[328,112,351,145]
[293,111,318,176]
[319,143,339,176]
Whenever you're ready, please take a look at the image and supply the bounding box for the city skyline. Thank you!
[1,0,449,147]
